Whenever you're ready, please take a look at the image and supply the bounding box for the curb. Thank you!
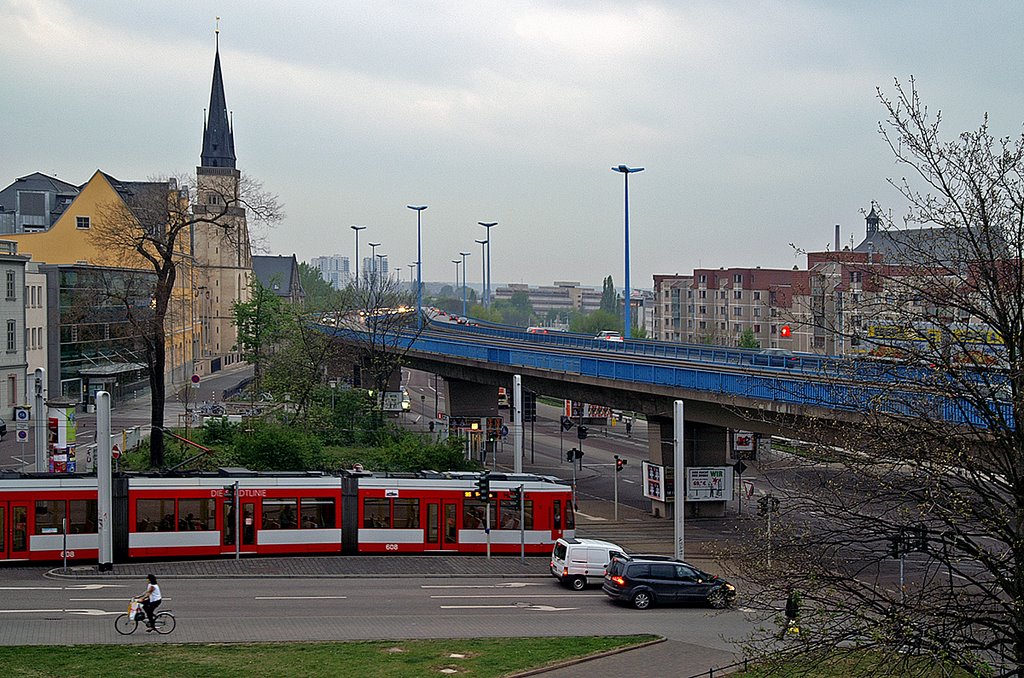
[508,635,667,676]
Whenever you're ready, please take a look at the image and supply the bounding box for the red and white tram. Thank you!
[0,470,575,563]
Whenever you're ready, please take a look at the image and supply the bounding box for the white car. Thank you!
[595,331,624,342]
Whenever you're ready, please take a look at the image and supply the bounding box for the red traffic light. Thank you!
[780,325,791,338]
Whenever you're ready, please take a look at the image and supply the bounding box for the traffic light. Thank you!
[615,455,627,472]
[508,486,522,510]
[888,531,904,558]
[780,325,791,338]
[577,425,588,440]
[223,484,236,504]
[560,415,574,431]
[911,524,928,552]
[757,494,780,516]
[523,392,537,422]
[475,472,491,501]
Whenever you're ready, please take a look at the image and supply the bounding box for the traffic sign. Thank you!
[112,445,121,460]
[191,374,201,384]
[500,425,509,438]
[14,406,30,422]
[15,429,28,444]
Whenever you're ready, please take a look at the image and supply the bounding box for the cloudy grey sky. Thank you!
[3,1,1023,289]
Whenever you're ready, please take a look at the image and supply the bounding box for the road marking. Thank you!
[255,596,348,600]
[574,511,607,521]
[0,584,124,591]
[440,604,577,611]
[0,608,119,616]
[421,582,544,589]
[430,594,592,599]
[622,479,636,484]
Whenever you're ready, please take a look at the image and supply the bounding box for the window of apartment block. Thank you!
[687,320,694,328]
[771,308,778,317]
[6,320,15,351]
[733,306,743,316]
[734,274,743,284]
[699,274,707,283]
[76,216,90,230]
[207,193,220,205]
[771,324,778,334]
[852,292,862,302]
[687,290,693,298]
[698,305,707,314]
[5,271,14,300]
[734,324,741,332]
[754,324,761,333]
[850,271,863,284]
[688,304,694,313]
[733,290,742,299]
[720,322,727,330]
[699,321,707,329]
[753,291,761,301]
[699,290,706,299]
[719,290,727,299]
[719,306,727,315]
[753,308,761,317]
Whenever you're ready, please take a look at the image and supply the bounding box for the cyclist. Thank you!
[137,574,163,631]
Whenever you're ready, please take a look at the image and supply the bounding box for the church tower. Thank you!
[194,26,252,369]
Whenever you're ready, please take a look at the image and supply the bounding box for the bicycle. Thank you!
[114,599,176,635]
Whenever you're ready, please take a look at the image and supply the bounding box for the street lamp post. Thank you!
[460,251,471,318]
[478,222,496,307]
[452,260,461,309]
[612,165,644,339]
[474,239,487,310]
[368,242,381,283]
[407,205,428,328]
[350,225,366,284]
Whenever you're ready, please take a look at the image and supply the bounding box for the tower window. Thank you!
[76,216,91,230]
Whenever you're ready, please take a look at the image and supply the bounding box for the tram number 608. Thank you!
[384,543,399,551]
[61,550,75,558]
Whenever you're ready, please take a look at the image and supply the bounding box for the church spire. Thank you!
[201,19,236,169]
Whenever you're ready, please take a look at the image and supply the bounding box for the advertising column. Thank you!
[46,398,79,473]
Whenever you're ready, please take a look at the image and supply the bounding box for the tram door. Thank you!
[241,502,256,547]
[442,502,458,549]
[425,503,439,548]
[4,503,30,560]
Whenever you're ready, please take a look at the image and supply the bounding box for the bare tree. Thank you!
[729,79,1024,676]
[92,174,281,468]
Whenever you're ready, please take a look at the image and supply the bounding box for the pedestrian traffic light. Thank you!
[523,391,537,422]
[509,486,522,509]
[911,524,928,552]
[223,484,236,504]
[888,532,903,559]
[757,494,779,516]
[780,325,791,338]
[567,448,584,462]
[577,425,588,440]
[615,455,627,472]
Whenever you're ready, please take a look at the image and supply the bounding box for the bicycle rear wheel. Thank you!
[154,611,176,634]
[114,613,138,635]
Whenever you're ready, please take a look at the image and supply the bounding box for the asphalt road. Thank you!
[0,572,755,654]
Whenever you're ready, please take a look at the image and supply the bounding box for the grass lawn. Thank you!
[737,650,975,677]
[0,636,657,678]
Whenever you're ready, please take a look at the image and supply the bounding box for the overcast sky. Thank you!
[4,1,1023,289]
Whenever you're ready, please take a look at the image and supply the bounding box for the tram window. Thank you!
[462,499,495,530]
[136,499,175,532]
[263,498,299,529]
[34,500,65,534]
[497,500,533,530]
[300,497,336,529]
[393,499,419,529]
[363,498,390,528]
[565,501,575,530]
[177,499,215,531]
[69,500,97,534]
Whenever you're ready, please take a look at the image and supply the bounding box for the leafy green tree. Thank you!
[738,327,760,348]
[233,276,288,397]
[493,290,534,326]
[600,275,618,315]
[298,261,345,308]
[230,421,325,471]
[569,309,621,335]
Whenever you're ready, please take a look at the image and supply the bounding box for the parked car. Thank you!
[603,555,736,609]
[752,348,798,367]
[595,331,624,342]
[551,537,627,590]
[0,416,6,437]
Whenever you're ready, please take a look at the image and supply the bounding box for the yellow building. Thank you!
[8,170,198,397]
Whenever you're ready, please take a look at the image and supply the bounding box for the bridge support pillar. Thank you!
[647,416,729,519]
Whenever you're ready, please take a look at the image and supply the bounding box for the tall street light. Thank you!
[350,225,366,284]
[368,242,381,282]
[452,259,461,313]
[460,251,471,319]
[407,205,428,328]
[612,165,644,338]
[478,222,496,307]
[474,239,487,310]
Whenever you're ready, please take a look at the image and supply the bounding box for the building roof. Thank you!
[253,254,301,298]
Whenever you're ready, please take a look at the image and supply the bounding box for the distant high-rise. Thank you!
[310,254,350,289]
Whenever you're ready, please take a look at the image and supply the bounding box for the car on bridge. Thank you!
[603,555,736,610]
[752,348,798,367]
[595,330,624,342]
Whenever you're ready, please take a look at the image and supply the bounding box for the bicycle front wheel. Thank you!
[114,613,138,635]
[154,612,176,634]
